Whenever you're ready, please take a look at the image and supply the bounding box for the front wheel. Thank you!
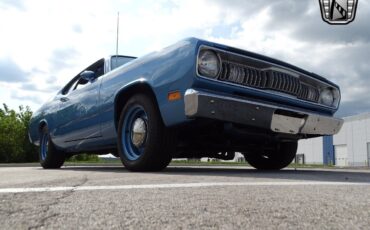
[39,126,65,169]
[117,94,174,171]
[243,141,297,170]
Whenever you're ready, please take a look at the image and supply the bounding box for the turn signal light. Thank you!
[168,91,181,101]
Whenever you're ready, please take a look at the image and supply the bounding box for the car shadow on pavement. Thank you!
[59,165,370,184]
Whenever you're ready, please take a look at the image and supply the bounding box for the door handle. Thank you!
[60,97,69,102]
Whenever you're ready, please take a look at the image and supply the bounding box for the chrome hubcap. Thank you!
[131,117,147,148]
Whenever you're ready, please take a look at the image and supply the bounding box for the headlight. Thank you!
[320,88,334,106]
[198,50,221,78]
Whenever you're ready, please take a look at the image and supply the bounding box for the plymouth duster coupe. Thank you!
[29,38,344,171]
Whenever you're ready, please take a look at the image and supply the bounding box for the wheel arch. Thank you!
[114,81,162,131]
[38,119,48,133]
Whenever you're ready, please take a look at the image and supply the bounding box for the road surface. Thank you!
[0,165,369,229]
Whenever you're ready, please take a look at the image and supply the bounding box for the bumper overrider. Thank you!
[184,89,343,135]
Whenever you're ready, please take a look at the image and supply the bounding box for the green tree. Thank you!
[0,104,38,163]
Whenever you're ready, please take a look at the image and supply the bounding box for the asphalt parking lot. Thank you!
[0,165,369,229]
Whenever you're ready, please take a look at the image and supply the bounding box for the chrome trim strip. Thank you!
[196,45,340,109]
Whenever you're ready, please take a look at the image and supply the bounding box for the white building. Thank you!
[298,113,370,167]
[297,137,325,165]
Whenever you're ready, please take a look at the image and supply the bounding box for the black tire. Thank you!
[244,141,297,170]
[39,126,65,169]
[117,94,174,171]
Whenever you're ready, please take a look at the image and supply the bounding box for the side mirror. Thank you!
[80,70,96,82]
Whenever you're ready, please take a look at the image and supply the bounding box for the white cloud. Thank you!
[0,0,368,117]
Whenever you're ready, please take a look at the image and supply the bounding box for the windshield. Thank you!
[111,56,135,70]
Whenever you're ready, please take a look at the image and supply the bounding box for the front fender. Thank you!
[113,80,158,129]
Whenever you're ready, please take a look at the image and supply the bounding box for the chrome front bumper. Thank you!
[184,89,343,135]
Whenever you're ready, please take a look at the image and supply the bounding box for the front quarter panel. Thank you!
[98,38,199,141]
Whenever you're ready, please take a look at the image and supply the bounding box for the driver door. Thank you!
[54,59,105,148]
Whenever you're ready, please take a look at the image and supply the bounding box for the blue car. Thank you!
[29,38,343,171]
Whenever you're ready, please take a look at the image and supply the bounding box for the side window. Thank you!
[62,76,90,95]
[61,58,105,95]
[61,77,79,95]
[72,78,89,91]
[95,65,104,78]
[87,59,105,79]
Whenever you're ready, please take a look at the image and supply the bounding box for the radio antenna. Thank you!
[115,12,119,66]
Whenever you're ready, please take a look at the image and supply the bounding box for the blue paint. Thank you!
[40,133,48,160]
[28,37,341,154]
[121,105,147,161]
[323,135,335,165]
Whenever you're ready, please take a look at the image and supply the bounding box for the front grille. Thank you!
[298,83,320,102]
[218,61,319,102]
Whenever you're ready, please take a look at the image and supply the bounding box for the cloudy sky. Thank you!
[0,0,368,117]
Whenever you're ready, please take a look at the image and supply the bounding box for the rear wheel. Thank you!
[243,141,297,170]
[117,94,174,171]
[39,126,65,169]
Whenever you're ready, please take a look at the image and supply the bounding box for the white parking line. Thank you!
[0,181,370,194]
